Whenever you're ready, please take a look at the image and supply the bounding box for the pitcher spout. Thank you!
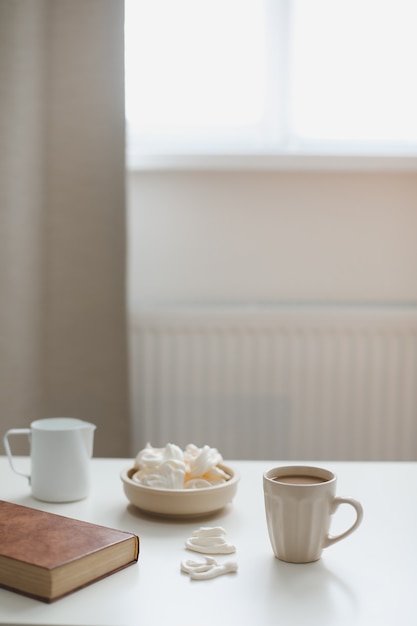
[81,422,96,457]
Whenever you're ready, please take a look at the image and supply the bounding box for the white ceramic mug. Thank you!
[263,465,363,563]
[3,418,96,502]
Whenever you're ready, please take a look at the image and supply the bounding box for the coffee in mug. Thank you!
[272,474,327,484]
[263,465,363,563]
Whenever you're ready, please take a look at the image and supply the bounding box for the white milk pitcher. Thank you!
[3,417,96,502]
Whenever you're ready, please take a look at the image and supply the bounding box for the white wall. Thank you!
[127,169,417,310]
[126,168,417,459]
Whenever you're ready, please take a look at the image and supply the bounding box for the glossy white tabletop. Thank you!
[0,456,416,626]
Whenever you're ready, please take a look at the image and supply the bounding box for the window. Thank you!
[125,0,417,168]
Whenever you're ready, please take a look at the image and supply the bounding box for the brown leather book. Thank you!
[0,500,139,602]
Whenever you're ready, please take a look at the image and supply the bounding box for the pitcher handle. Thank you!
[324,496,363,548]
[3,429,31,482]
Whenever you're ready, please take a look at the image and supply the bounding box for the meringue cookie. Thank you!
[184,478,213,489]
[185,444,223,478]
[132,458,186,489]
[133,442,229,490]
[135,442,184,469]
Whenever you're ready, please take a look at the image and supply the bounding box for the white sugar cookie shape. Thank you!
[185,526,236,555]
[181,557,238,580]
[182,527,238,580]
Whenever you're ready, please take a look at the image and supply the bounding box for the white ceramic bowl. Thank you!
[120,464,239,518]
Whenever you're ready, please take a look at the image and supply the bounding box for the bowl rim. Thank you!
[120,462,239,495]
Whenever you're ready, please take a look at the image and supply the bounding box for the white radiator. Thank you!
[129,306,417,461]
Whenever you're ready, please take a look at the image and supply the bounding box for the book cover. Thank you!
[0,500,139,602]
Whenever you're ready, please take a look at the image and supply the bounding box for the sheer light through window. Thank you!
[125,0,417,167]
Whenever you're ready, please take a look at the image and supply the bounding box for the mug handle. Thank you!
[324,496,364,548]
[3,429,31,482]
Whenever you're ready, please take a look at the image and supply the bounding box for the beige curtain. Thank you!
[0,0,130,456]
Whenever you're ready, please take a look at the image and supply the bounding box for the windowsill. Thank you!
[126,152,417,172]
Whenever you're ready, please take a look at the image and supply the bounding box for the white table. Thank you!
[1,456,416,626]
